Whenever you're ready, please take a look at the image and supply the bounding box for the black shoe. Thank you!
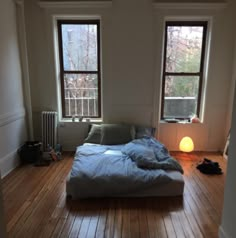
[197,160,223,175]
[204,158,211,163]
[203,158,219,168]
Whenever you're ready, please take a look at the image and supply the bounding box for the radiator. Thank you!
[41,111,58,151]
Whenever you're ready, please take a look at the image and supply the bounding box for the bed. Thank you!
[66,124,184,199]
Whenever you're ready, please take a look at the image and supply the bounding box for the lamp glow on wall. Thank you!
[179,136,194,152]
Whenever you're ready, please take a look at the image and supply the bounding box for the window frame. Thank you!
[161,21,208,121]
[57,19,101,119]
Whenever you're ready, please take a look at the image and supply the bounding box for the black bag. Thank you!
[18,141,42,164]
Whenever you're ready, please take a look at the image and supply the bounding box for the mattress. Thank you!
[66,139,184,199]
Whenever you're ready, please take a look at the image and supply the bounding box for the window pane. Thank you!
[163,76,199,118]
[166,26,204,73]
[61,24,98,71]
[64,73,98,117]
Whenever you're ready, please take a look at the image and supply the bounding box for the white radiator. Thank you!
[41,111,58,151]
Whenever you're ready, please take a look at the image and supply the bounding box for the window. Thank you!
[161,21,207,120]
[57,20,101,118]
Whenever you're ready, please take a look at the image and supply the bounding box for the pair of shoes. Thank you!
[196,158,223,175]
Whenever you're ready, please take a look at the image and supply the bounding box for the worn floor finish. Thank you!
[2,152,226,238]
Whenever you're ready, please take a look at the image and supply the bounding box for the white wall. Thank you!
[219,66,236,238]
[219,1,236,237]
[24,0,235,151]
[0,0,28,176]
[110,0,154,124]
[219,90,236,236]
[0,174,6,238]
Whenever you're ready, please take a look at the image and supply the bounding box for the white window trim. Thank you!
[164,16,212,123]
[152,15,212,126]
[52,15,103,122]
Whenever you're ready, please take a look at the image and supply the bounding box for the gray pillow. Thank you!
[100,124,134,145]
[84,124,101,144]
[135,126,156,139]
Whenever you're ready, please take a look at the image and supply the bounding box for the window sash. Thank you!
[57,20,101,118]
[163,75,200,119]
[62,72,99,118]
[161,21,207,120]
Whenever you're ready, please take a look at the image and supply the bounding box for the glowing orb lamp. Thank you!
[179,136,194,152]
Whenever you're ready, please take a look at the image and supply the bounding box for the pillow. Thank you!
[135,126,156,139]
[84,124,101,144]
[100,124,134,145]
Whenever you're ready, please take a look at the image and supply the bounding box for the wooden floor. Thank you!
[2,152,226,238]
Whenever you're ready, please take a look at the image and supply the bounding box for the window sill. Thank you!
[160,120,202,124]
[60,118,103,123]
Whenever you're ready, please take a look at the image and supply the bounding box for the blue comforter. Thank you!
[70,137,183,197]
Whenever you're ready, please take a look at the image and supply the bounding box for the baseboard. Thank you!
[0,149,20,178]
[219,226,230,238]
[61,143,77,152]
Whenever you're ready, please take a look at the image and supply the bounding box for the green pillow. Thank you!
[100,124,134,145]
[84,124,101,144]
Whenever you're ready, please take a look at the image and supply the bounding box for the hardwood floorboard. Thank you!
[104,200,116,238]
[146,198,159,238]
[58,207,76,238]
[182,197,204,238]
[154,199,167,238]
[138,202,149,238]
[39,191,68,238]
[113,200,122,238]
[163,214,176,238]
[86,207,100,238]
[95,205,107,238]
[2,152,226,238]
[185,177,220,237]
[121,200,130,238]
[129,200,140,238]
